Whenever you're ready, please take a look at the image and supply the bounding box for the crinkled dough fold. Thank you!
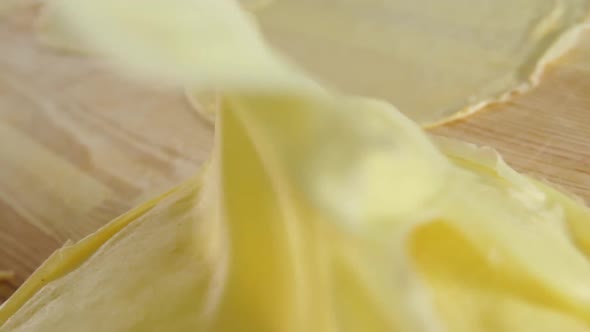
[1,1,590,332]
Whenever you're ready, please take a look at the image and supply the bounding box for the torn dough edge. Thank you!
[424,20,590,129]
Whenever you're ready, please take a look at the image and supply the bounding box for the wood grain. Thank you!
[0,7,213,301]
[433,29,590,200]
[0,7,589,303]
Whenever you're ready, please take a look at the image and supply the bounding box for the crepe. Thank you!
[37,0,590,126]
[1,0,590,332]
[249,0,590,126]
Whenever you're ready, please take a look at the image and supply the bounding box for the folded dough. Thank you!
[250,0,590,126]
[37,0,590,126]
[1,1,590,332]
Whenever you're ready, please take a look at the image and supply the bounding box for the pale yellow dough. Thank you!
[251,0,590,125]
[37,0,590,125]
[2,1,590,332]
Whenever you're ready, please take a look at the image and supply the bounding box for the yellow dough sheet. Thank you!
[1,1,590,332]
[249,0,590,126]
[37,0,590,126]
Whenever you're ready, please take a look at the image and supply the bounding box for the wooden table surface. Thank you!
[0,8,589,303]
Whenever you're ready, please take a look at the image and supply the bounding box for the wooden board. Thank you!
[1,7,589,303]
